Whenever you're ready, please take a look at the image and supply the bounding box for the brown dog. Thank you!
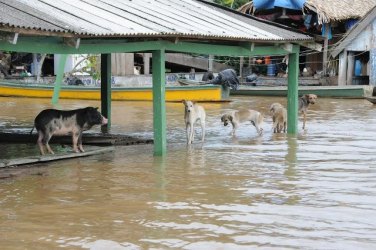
[270,103,287,133]
[299,94,317,129]
[221,109,263,136]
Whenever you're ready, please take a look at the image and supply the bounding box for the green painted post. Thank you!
[101,54,112,133]
[152,49,167,156]
[287,51,299,134]
[52,54,67,104]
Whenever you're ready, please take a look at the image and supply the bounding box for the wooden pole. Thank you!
[347,52,355,85]
[239,56,244,83]
[370,49,376,86]
[287,51,299,134]
[323,23,330,76]
[338,50,347,86]
[143,53,151,75]
[101,54,112,133]
[52,54,67,104]
[208,55,214,71]
[152,49,167,155]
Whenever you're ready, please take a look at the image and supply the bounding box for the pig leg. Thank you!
[78,132,85,152]
[37,131,46,155]
[72,132,80,153]
[44,133,54,155]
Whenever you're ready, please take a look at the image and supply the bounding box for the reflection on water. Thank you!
[1,96,376,249]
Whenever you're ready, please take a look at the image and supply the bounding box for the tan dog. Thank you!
[299,94,317,129]
[270,103,287,133]
[183,100,206,144]
[221,109,263,136]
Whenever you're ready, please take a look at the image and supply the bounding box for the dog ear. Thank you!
[182,99,186,105]
[304,94,310,99]
[221,115,224,122]
[229,115,233,122]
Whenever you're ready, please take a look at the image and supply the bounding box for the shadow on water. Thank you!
[285,135,298,179]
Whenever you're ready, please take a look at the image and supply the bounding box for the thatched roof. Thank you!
[331,6,376,57]
[238,0,376,24]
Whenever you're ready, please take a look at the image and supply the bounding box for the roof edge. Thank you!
[197,0,313,38]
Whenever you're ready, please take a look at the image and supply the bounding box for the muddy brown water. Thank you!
[1,96,376,249]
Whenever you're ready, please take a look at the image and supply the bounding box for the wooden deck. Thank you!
[0,127,153,146]
[0,146,114,168]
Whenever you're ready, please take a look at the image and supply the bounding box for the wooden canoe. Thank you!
[0,80,229,102]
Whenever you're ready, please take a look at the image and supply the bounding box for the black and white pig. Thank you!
[31,107,108,155]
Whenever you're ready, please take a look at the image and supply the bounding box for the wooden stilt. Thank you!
[101,54,112,133]
[152,49,167,156]
[52,54,67,104]
[287,50,299,134]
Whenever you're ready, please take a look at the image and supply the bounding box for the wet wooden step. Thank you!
[0,146,114,168]
[0,127,153,145]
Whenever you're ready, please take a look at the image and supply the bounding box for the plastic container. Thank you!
[267,64,276,76]
[264,56,271,65]
[354,60,362,76]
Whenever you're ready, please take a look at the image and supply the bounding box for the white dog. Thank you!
[183,100,206,144]
[221,109,263,136]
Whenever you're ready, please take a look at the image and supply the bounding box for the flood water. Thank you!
[1,96,376,249]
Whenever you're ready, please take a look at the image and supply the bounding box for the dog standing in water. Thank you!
[221,109,263,136]
[270,103,287,133]
[299,94,317,129]
[183,100,206,144]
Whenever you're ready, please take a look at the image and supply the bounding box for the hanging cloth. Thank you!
[322,23,333,40]
[253,0,306,10]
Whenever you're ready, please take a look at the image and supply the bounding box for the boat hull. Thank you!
[365,96,376,104]
[0,81,228,101]
[231,85,374,98]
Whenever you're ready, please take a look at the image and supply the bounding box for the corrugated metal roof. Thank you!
[0,0,312,42]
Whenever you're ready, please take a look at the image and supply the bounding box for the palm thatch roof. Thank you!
[331,6,376,57]
[238,0,376,24]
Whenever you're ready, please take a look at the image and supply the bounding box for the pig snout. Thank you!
[101,116,108,125]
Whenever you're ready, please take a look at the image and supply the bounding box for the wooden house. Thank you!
[238,0,376,83]
[331,6,376,86]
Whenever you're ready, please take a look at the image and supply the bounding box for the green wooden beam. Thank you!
[0,36,297,56]
[166,41,297,56]
[100,53,111,133]
[51,54,67,104]
[152,49,167,156]
[287,48,300,134]
[0,37,162,54]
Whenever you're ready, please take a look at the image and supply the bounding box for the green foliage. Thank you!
[84,55,100,80]
[215,56,240,73]
[213,0,249,9]
[73,54,101,80]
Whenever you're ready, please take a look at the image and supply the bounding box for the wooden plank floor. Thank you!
[0,128,153,145]
[0,146,114,168]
